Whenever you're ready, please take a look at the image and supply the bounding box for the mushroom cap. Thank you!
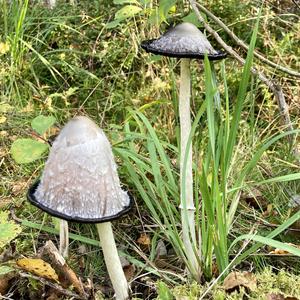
[141,22,226,60]
[27,116,132,223]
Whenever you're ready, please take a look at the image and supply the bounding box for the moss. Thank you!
[170,269,300,299]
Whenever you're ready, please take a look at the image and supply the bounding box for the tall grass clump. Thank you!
[1,0,29,101]
[116,7,300,283]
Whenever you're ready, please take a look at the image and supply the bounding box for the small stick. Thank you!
[189,0,295,145]
[19,272,82,299]
[40,240,87,298]
[196,2,300,78]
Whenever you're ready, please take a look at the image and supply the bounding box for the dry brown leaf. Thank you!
[156,240,167,258]
[123,264,135,281]
[0,271,15,295]
[0,130,8,137]
[269,243,300,255]
[223,271,257,292]
[266,293,298,300]
[0,116,7,124]
[241,188,265,209]
[11,179,27,196]
[0,198,10,209]
[137,233,151,246]
[17,258,59,282]
[266,294,285,300]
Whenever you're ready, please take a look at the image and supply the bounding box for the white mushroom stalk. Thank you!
[96,222,129,300]
[27,116,132,299]
[178,58,199,277]
[59,219,69,258]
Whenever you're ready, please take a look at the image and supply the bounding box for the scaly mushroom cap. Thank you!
[28,116,132,223]
[141,22,226,60]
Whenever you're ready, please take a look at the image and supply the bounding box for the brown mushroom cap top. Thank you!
[141,22,226,60]
[28,116,132,223]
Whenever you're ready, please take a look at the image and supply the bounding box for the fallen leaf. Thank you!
[266,294,285,300]
[0,266,15,295]
[31,115,56,136]
[21,102,34,113]
[266,293,298,300]
[39,241,86,296]
[0,211,22,249]
[123,264,135,281]
[223,271,257,293]
[12,179,27,196]
[10,138,49,164]
[0,42,10,54]
[241,188,266,209]
[0,198,10,209]
[269,243,300,255]
[0,102,13,113]
[156,240,167,258]
[17,258,59,282]
[137,233,151,245]
[0,130,8,137]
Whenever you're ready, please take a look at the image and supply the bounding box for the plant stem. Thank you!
[179,58,200,279]
[96,222,129,300]
[59,219,69,258]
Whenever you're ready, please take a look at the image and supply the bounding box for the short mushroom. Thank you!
[141,22,226,278]
[27,116,132,300]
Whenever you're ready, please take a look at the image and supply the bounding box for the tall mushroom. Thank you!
[27,116,132,300]
[141,22,226,278]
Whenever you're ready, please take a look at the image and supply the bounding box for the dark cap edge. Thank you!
[141,39,227,60]
[27,180,134,224]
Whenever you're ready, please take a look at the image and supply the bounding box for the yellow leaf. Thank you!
[0,116,6,124]
[0,42,10,55]
[16,258,58,282]
[137,233,151,246]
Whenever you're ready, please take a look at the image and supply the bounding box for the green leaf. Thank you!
[10,138,49,164]
[0,211,22,249]
[0,102,13,113]
[115,5,142,20]
[31,115,56,135]
[182,12,201,27]
[232,234,300,257]
[106,19,122,29]
[113,0,139,4]
[157,281,174,300]
[0,265,14,276]
[158,0,176,22]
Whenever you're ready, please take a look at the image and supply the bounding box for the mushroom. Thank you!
[141,22,226,277]
[27,116,132,300]
[59,219,69,258]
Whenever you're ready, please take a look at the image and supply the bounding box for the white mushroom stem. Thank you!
[96,222,129,300]
[179,58,200,277]
[59,219,69,258]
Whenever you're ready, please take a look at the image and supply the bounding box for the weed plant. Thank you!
[115,6,300,283]
[1,0,300,296]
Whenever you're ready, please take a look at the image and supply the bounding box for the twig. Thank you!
[19,272,82,299]
[39,240,88,298]
[0,295,14,300]
[188,0,295,143]
[196,2,300,78]
[292,0,300,10]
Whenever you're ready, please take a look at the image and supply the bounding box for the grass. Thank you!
[1,0,300,299]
